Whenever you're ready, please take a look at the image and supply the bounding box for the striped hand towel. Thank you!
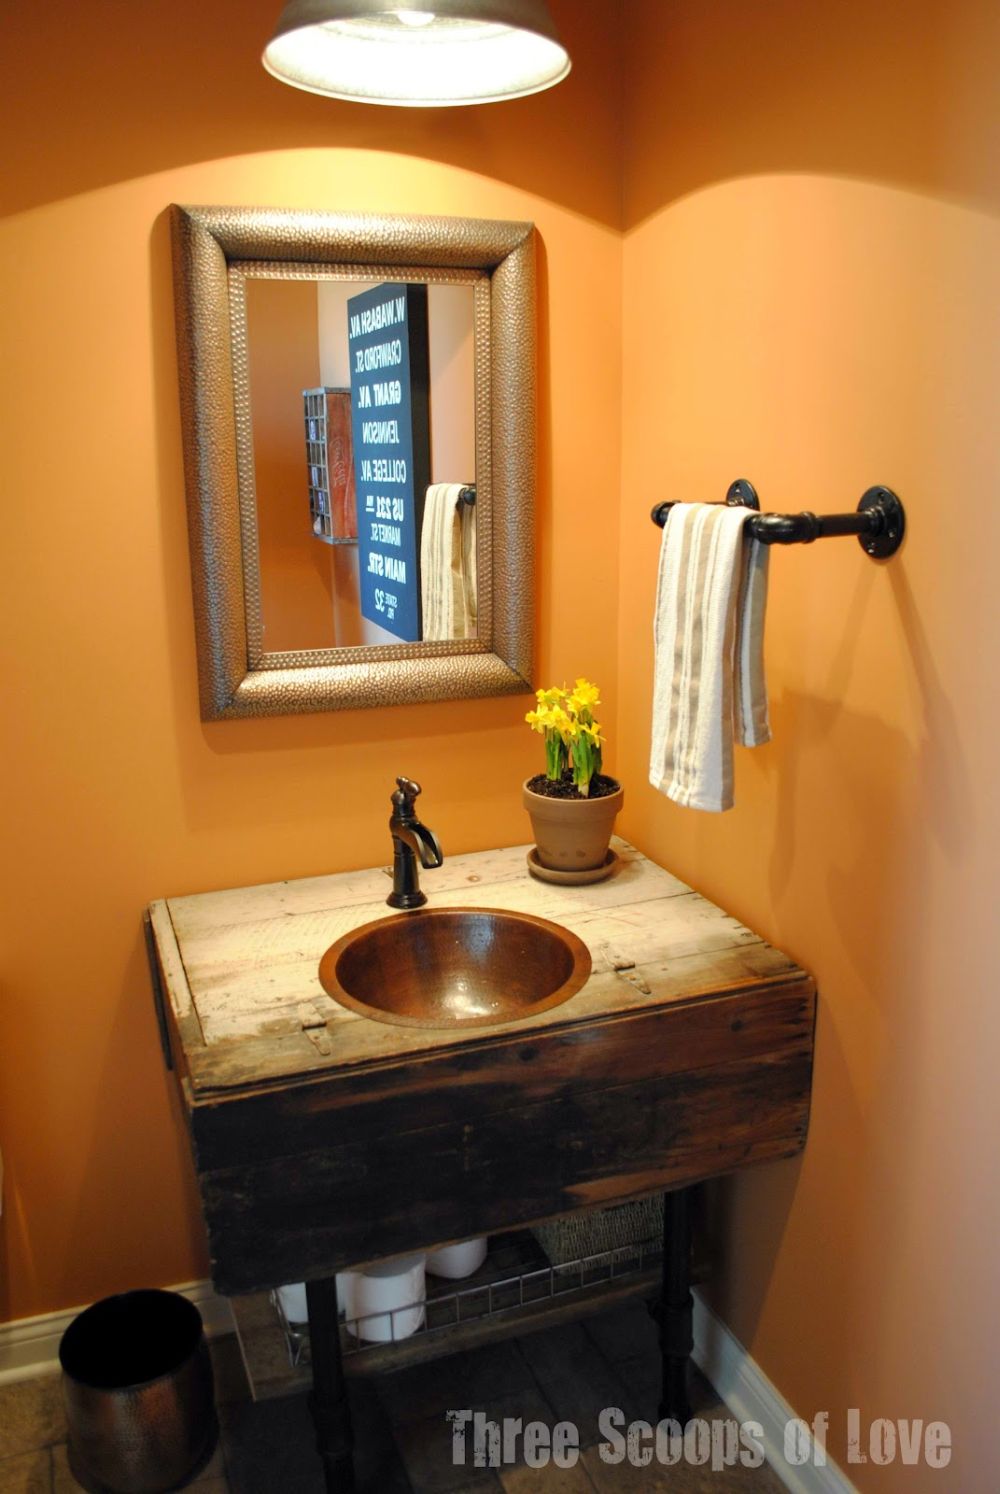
[420,483,477,641]
[649,502,770,812]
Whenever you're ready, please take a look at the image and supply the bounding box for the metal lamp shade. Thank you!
[262,0,571,106]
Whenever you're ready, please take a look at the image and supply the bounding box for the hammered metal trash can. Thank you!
[59,1290,217,1494]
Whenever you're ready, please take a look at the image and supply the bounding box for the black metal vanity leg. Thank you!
[305,1278,356,1494]
[658,1187,694,1425]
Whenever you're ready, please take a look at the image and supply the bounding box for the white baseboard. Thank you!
[692,1289,857,1494]
[0,1280,234,1386]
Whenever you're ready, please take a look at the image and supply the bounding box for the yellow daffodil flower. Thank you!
[528,677,607,792]
[570,678,601,711]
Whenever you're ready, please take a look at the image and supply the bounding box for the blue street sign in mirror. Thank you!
[347,283,431,642]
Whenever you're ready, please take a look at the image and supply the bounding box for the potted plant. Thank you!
[523,679,623,878]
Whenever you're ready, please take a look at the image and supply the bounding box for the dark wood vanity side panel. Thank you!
[192,984,816,1294]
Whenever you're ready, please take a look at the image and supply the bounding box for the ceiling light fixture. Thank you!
[263,0,571,107]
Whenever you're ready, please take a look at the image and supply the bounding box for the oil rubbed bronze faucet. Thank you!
[387,777,443,910]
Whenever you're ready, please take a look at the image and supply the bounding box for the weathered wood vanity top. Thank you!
[147,836,816,1299]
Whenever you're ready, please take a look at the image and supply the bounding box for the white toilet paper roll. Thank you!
[426,1237,488,1279]
[349,1254,426,1343]
[276,1273,359,1326]
[276,1282,308,1325]
[336,1271,358,1319]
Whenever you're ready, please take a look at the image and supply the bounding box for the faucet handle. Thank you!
[391,776,422,820]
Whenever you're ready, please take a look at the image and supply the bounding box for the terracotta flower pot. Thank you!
[523,778,624,872]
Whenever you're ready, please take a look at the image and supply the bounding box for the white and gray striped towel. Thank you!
[420,483,477,641]
[649,502,770,812]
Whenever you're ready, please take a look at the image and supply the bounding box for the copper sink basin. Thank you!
[318,907,592,1030]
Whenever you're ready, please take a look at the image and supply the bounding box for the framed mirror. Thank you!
[169,205,535,719]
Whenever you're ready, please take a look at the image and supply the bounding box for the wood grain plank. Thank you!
[198,1044,813,1293]
[166,841,697,1043]
[147,899,207,1059]
[188,888,760,1044]
[148,899,194,1020]
[191,983,815,1170]
[185,945,803,1092]
[167,841,673,953]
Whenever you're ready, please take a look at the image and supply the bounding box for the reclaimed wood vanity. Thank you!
[146,838,815,1492]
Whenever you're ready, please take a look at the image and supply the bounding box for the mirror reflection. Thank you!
[244,274,477,653]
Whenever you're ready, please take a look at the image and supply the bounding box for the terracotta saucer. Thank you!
[526,847,619,886]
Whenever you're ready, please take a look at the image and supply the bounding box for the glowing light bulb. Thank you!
[395,9,436,25]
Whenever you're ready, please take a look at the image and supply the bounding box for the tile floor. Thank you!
[0,1302,788,1493]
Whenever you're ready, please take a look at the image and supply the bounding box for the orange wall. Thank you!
[246,277,334,652]
[619,1,999,1488]
[0,0,622,1323]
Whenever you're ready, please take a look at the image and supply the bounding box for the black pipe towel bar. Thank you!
[650,479,905,558]
[458,484,476,507]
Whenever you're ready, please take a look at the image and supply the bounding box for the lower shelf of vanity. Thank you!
[229,1228,702,1401]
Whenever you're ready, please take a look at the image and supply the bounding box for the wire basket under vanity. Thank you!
[254,1229,663,1383]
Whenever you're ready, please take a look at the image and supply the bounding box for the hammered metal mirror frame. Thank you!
[169,205,536,719]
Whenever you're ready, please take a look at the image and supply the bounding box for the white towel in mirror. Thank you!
[420,483,477,641]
